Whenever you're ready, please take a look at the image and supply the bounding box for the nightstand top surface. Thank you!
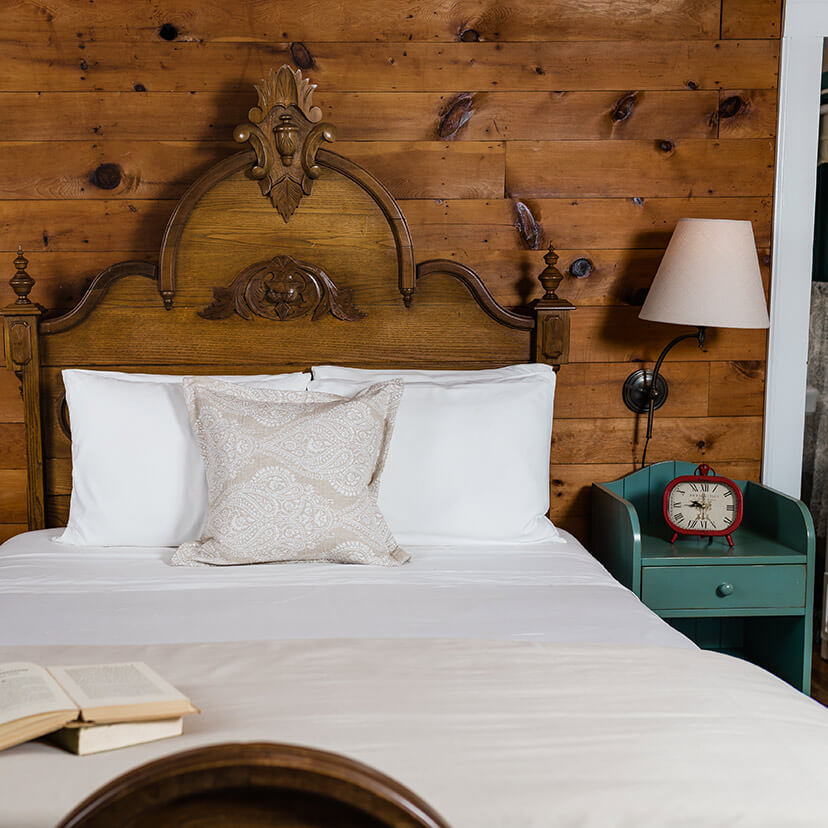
[640,525,807,566]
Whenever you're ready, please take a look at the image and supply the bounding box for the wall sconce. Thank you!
[622,218,770,465]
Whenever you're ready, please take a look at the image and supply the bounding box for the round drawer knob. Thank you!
[716,582,735,597]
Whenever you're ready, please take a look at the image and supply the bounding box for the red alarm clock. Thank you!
[663,464,743,547]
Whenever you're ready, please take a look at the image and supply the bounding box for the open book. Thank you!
[0,661,198,751]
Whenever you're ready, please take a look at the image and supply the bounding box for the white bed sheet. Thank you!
[1,638,826,828]
[0,529,690,648]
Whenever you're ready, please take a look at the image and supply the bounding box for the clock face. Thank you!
[667,479,740,534]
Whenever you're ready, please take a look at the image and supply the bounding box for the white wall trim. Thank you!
[762,6,825,497]
[783,0,828,35]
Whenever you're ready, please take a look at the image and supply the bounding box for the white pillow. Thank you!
[309,365,561,545]
[311,364,549,385]
[55,369,311,548]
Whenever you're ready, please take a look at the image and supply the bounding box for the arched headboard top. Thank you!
[157,66,416,311]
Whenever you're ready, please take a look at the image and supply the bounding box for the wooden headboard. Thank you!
[1,66,574,535]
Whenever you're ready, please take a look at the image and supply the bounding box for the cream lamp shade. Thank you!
[639,218,770,329]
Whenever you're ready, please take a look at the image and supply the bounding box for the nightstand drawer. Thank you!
[641,565,806,610]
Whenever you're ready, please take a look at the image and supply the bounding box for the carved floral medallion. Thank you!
[199,255,365,323]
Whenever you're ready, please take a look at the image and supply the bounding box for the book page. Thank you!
[47,662,188,711]
[0,663,77,726]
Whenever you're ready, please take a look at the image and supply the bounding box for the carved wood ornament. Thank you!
[234,66,336,221]
[199,255,365,322]
[157,64,416,308]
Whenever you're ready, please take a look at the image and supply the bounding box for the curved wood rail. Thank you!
[157,148,417,311]
[40,261,159,335]
[158,151,256,309]
[416,259,535,331]
[58,742,449,828]
[317,147,416,304]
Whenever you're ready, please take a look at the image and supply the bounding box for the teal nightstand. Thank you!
[591,461,815,692]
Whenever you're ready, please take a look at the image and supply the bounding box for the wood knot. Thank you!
[514,200,540,250]
[610,92,637,123]
[657,139,674,154]
[459,28,480,41]
[568,257,593,279]
[158,22,178,40]
[731,360,763,380]
[719,95,744,119]
[696,440,707,450]
[91,163,122,190]
[685,80,698,90]
[133,83,146,92]
[289,42,315,70]
[438,92,474,139]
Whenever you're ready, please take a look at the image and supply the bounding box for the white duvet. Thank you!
[0,529,688,647]
[1,638,827,827]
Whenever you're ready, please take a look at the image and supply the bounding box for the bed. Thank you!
[0,530,689,647]
[2,531,828,827]
[2,65,828,826]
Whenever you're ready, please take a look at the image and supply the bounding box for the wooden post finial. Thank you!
[10,246,34,305]
[532,242,574,369]
[537,243,564,300]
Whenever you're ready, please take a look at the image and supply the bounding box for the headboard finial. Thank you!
[10,245,34,305]
[233,65,336,222]
[538,243,564,301]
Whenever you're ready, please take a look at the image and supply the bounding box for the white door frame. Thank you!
[762,1,828,496]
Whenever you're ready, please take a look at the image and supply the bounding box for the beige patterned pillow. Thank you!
[172,378,408,567]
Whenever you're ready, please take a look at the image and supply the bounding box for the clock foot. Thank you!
[670,532,678,544]
[726,535,734,548]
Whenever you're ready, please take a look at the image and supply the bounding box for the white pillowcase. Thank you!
[309,365,561,545]
[55,369,311,548]
[312,364,551,385]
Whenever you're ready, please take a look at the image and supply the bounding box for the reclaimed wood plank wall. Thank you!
[0,0,782,542]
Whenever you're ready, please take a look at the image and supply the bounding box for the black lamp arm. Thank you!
[645,325,706,441]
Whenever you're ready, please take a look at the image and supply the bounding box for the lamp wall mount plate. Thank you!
[622,369,669,414]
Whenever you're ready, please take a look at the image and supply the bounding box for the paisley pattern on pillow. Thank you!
[172,378,408,567]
